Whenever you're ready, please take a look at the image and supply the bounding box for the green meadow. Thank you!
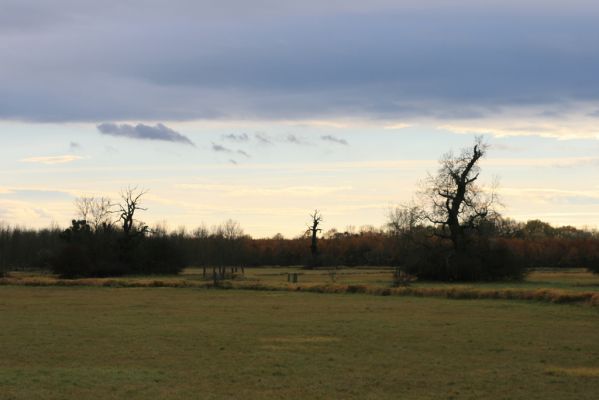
[1,276,599,399]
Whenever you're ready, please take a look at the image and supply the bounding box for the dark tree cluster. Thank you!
[53,188,184,278]
[0,223,62,276]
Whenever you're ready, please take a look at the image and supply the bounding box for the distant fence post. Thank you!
[287,273,298,283]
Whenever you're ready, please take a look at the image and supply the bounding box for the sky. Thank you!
[1,0,599,237]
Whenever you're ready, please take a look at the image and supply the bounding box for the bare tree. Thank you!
[306,210,322,266]
[210,219,245,280]
[75,196,94,222]
[116,187,149,237]
[221,219,244,241]
[421,137,498,252]
[75,196,113,230]
[387,204,423,236]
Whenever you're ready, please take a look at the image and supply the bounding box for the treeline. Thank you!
[0,223,62,271]
[1,217,599,277]
[1,139,598,281]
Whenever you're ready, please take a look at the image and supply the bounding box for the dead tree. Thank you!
[306,210,322,268]
[422,136,498,252]
[116,187,149,237]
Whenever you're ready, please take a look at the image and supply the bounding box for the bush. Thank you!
[404,237,526,281]
[135,236,186,275]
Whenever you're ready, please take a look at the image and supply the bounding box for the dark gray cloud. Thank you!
[1,1,599,122]
[212,142,233,153]
[222,133,249,142]
[97,123,194,145]
[321,135,348,145]
[237,150,251,158]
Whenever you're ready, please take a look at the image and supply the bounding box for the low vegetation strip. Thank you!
[281,284,599,306]
[0,276,210,289]
[2,275,598,307]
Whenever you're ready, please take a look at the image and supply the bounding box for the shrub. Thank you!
[404,237,526,281]
[135,236,186,275]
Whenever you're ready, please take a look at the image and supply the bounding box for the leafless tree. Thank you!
[75,196,93,222]
[193,224,209,239]
[421,137,499,252]
[220,219,244,241]
[210,219,245,279]
[75,196,113,230]
[387,203,423,236]
[306,210,322,262]
[116,187,149,237]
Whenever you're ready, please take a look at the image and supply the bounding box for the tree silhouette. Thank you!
[306,210,322,267]
[75,196,113,231]
[117,187,149,237]
[421,136,498,252]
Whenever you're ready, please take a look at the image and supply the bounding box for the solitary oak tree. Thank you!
[421,137,498,252]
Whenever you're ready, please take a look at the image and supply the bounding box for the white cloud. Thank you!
[20,155,84,164]
[437,106,599,140]
[383,123,411,130]
[175,183,353,197]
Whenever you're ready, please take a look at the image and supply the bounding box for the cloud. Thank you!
[285,134,308,145]
[228,159,238,165]
[383,123,411,130]
[104,145,118,154]
[211,142,233,153]
[321,135,348,145]
[0,188,74,201]
[20,155,83,164]
[1,0,599,140]
[69,141,81,151]
[255,133,273,145]
[237,150,251,158]
[97,123,194,145]
[222,133,249,142]
[175,183,353,197]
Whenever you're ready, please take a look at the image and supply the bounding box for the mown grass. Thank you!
[1,286,598,399]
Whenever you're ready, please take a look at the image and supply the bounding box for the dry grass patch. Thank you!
[545,367,599,378]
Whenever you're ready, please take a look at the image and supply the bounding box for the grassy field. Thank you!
[1,285,599,399]
[6,266,599,290]
[181,267,599,291]
[4,267,599,306]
